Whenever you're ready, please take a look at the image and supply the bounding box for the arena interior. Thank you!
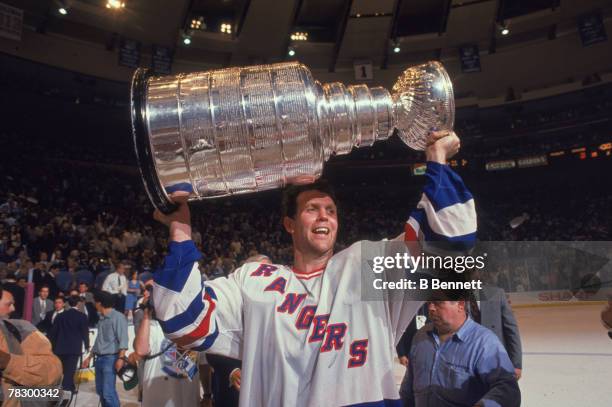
[0,0,611,406]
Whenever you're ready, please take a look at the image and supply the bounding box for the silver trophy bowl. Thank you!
[131,61,454,213]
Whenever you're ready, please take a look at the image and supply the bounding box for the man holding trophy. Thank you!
[132,61,511,405]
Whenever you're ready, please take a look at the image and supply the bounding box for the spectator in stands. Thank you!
[45,263,61,299]
[31,285,53,326]
[39,296,66,333]
[78,281,94,304]
[102,260,129,313]
[82,291,128,407]
[77,282,99,327]
[0,284,63,405]
[48,295,90,393]
[125,270,142,321]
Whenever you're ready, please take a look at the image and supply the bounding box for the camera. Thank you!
[138,299,153,311]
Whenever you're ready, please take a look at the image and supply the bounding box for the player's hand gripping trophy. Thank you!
[131,61,455,212]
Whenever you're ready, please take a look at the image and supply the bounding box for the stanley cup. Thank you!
[131,61,454,212]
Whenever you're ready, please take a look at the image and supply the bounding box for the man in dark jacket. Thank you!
[38,296,65,334]
[48,295,90,392]
[469,285,523,379]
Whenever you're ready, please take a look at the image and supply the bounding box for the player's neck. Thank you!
[292,250,333,274]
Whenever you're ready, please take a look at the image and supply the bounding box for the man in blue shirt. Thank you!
[401,298,520,407]
[81,291,129,407]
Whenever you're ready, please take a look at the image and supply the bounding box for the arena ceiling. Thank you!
[6,0,612,70]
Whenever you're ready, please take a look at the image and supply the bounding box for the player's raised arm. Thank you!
[403,130,477,254]
[152,192,243,356]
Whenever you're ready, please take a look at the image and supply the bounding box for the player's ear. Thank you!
[283,216,295,234]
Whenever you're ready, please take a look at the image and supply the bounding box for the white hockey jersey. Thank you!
[152,162,477,407]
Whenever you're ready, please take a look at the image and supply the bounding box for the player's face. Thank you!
[286,190,338,257]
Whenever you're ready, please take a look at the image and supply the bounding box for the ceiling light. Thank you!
[58,7,68,15]
[190,17,205,30]
[183,36,192,45]
[499,23,510,36]
[220,23,232,34]
[106,0,125,10]
[290,32,308,41]
[288,47,296,56]
[393,46,400,53]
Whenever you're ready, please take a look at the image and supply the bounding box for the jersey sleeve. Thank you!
[388,161,477,344]
[152,240,244,358]
[403,161,477,253]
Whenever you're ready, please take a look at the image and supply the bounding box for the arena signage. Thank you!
[517,155,548,168]
[0,2,22,41]
[485,159,516,171]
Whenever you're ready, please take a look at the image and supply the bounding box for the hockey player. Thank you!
[152,130,476,406]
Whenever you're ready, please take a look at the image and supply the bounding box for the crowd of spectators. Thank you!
[1,134,610,299]
[0,115,610,405]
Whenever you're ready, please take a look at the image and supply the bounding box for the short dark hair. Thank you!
[55,296,65,303]
[94,291,114,308]
[281,180,337,219]
[67,295,80,307]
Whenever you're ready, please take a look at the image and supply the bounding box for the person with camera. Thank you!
[128,282,201,407]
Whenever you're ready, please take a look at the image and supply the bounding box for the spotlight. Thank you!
[500,24,510,36]
[288,47,296,57]
[220,23,232,34]
[290,32,308,41]
[58,7,68,15]
[106,0,125,9]
[190,17,205,30]
[183,36,192,45]
[393,46,400,53]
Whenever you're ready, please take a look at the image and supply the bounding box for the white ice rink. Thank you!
[509,303,612,407]
[72,303,612,406]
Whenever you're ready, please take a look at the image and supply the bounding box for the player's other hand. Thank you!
[153,191,191,227]
[153,191,193,242]
[399,356,409,367]
[425,130,460,164]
